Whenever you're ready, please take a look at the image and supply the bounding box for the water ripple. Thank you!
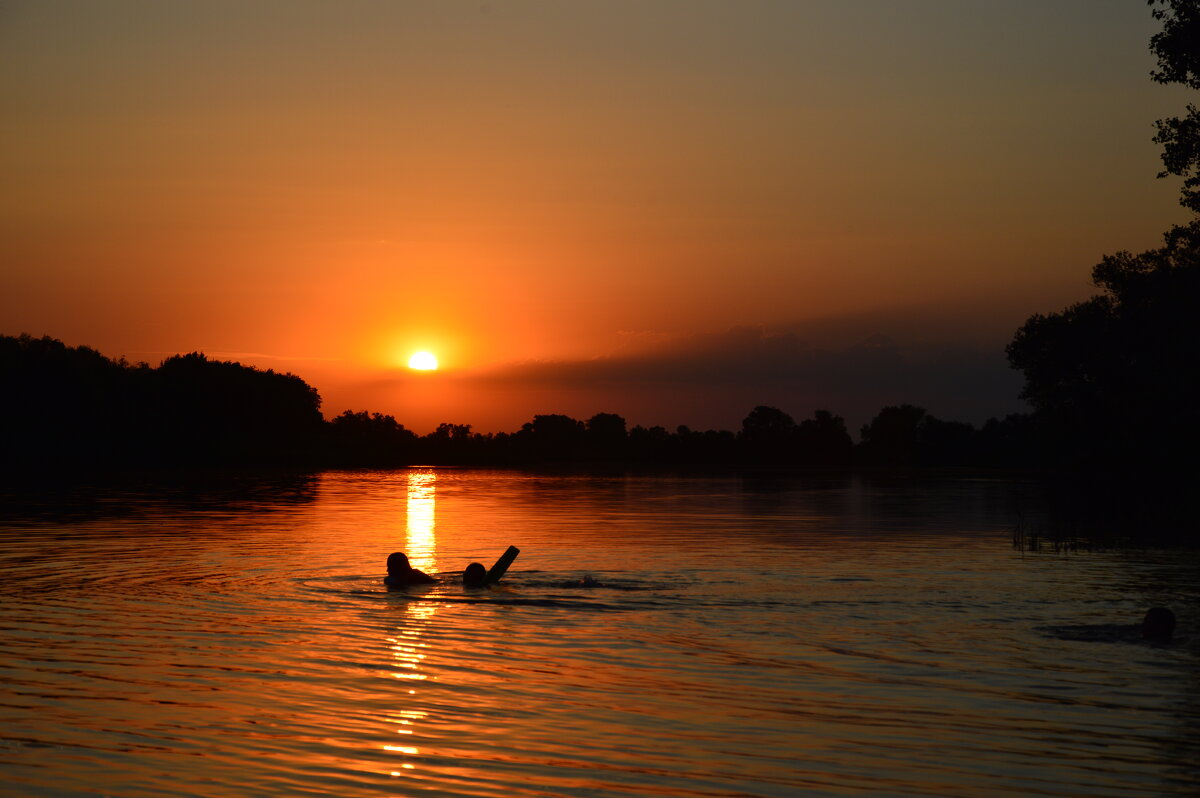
[1,470,1196,797]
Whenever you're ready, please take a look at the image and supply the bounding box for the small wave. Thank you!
[385,593,633,611]
[1037,624,1149,644]
[294,575,673,612]
[519,572,681,592]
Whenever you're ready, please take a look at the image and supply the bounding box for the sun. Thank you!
[407,351,438,371]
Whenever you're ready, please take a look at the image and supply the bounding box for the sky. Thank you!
[1,1,1192,434]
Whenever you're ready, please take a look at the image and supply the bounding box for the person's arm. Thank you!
[486,546,520,583]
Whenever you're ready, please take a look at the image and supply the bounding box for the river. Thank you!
[0,469,1195,797]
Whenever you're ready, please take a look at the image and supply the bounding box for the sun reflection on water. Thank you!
[384,603,438,773]
[405,470,437,573]
[385,471,440,776]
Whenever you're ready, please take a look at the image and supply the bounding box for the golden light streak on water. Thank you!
[383,745,420,755]
[385,562,438,773]
[404,471,437,573]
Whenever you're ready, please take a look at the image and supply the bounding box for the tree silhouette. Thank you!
[1,336,324,468]
[918,417,979,467]
[739,405,796,464]
[740,405,795,441]
[1150,0,1200,212]
[628,423,672,462]
[149,352,323,464]
[516,413,586,461]
[795,410,853,466]
[418,422,482,464]
[857,405,988,467]
[675,425,737,464]
[432,422,473,441]
[585,412,628,460]
[1007,225,1200,469]
[327,409,417,466]
[1003,4,1200,475]
[858,404,928,467]
[0,334,131,468]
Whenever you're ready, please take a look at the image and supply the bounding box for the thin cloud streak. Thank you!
[383,320,1031,434]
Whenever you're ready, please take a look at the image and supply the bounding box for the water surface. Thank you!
[1,470,1196,797]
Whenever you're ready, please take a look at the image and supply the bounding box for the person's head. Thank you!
[463,562,487,587]
[387,552,411,575]
[1142,606,1176,642]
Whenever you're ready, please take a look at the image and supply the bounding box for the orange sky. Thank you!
[1,1,1191,433]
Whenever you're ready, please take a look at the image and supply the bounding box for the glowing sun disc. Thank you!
[408,351,438,370]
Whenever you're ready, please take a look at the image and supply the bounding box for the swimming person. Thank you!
[462,546,521,588]
[1142,606,1176,642]
[384,552,436,588]
[462,562,488,588]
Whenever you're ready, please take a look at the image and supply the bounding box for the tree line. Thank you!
[0,335,323,470]
[328,403,1038,469]
[1,332,1039,471]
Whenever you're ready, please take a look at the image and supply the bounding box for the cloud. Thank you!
[325,299,1036,434]
[454,321,1026,432]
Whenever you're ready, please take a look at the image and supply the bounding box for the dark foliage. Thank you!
[854,404,987,468]
[1,334,323,469]
[514,414,587,462]
[735,406,855,466]
[858,404,927,467]
[148,352,324,465]
[1150,0,1200,211]
[1002,5,1200,477]
[796,410,855,467]
[0,334,130,469]
[325,410,418,467]
[1007,223,1200,472]
[740,405,797,465]
[585,412,629,460]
